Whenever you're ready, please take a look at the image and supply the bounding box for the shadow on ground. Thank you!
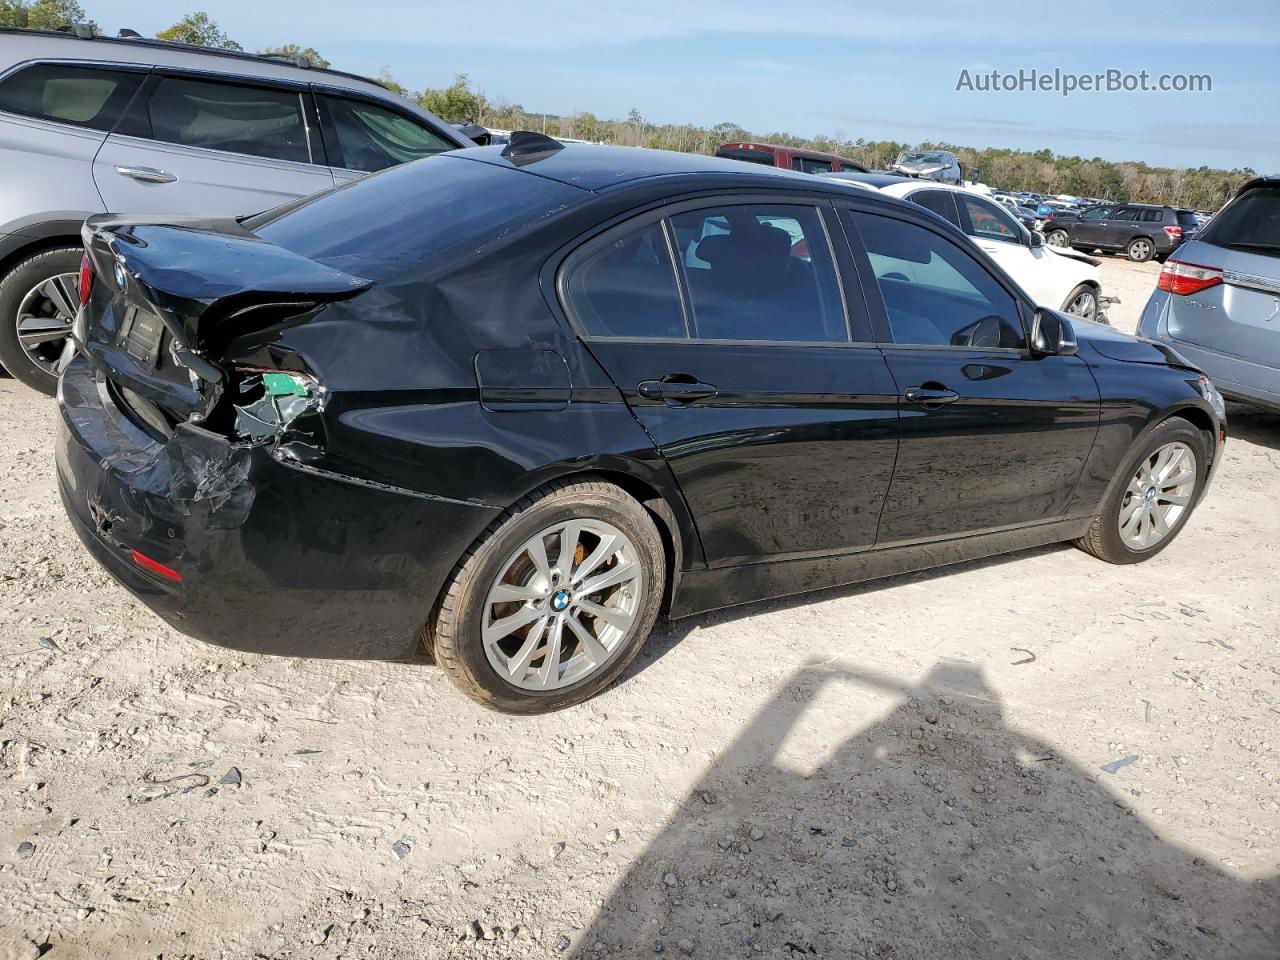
[577,661,1278,959]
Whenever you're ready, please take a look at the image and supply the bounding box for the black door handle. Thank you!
[904,385,960,405]
[638,377,718,403]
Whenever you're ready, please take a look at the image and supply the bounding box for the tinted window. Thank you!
[715,148,775,166]
[318,94,454,172]
[250,154,588,282]
[669,205,848,342]
[565,223,686,339]
[1199,185,1280,253]
[1138,208,1164,222]
[0,63,142,131]
[1176,210,1200,227]
[851,212,1024,349]
[1082,206,1112,220]
[839,162,863,172]
[1112,207,1140,222]
[139,75,309,163]
[792,156,834,174]
[909,190,961,227]
[960,195,1022,242]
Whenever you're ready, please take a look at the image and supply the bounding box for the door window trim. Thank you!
[834,199,1034,353]
[555,193,875,348]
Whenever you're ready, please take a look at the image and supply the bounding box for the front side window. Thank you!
[564,223,686,339]
[669,204,848,342]
[960,195,1021,243]
[1082,206,1112,220]
[0,63,143,131]
[318,94,454,172]
[131,75,310,163]
[851,211,1025,349]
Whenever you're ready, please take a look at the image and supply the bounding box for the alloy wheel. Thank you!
[1064,289,1097,321]
[1046,230,1069,247]
[1117,441,1197,550]
[16,272,79,377]
[482,519,643,691]
[1128,239,1152,261]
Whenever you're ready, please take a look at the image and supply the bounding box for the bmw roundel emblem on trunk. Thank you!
[113,261,128,290]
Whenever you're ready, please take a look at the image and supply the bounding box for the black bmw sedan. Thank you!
[57,135,1226,713]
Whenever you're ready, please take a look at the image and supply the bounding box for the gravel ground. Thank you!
[1,258,1277,959]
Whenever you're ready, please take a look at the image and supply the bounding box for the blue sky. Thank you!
[104,0,1278,171]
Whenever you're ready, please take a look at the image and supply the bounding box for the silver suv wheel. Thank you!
[16,272,78,377]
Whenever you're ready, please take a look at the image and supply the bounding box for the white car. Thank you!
[821,174,1105,322]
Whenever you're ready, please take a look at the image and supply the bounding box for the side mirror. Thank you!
[1030,309,1078,357]
[1029,230,1045,248]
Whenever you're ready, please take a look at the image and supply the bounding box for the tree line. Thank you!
[3,4,1256,211]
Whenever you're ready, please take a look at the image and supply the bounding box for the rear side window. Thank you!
[317,94,454,172]
[129,75,310,163]
[791,156,833,174]
[850,211,1024,349]
[565,224,686,339]
[960,195,1022,242]
[1112,207,1140,222]
[670,204,848,342]
[909,189,961,227]
[715,148,775,167]
[1138,208,1164,223]
[839,162,862,173]
[0,63,143,131]
[1199,185,1280,254]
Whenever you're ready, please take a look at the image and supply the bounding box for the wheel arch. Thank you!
[0,222,85,283]
[1093,400,1220,516]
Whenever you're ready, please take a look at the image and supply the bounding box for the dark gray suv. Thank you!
[1044,203,1200,263]
[0,28,473,394]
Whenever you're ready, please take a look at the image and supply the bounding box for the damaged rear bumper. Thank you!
[56,356,500,660]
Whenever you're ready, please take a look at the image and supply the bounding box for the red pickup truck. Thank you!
[715,141,868,175]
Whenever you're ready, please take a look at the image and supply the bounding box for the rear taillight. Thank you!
[1163,225,1183,239]
[78,253,93,306]
[1157,260,1223,296]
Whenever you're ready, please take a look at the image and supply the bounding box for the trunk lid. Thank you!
[79,215,372,425]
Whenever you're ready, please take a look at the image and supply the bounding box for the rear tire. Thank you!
[1126,237,1155,263]
[1061,283,1099,322]
[0,247,83,396]
[1073,418,1208,564]
[431,478,665,714]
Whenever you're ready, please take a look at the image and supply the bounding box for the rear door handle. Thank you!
[904,386,960,405]
[638,378,718,403]
[116,165,178,184]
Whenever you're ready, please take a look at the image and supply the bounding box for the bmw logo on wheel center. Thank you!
[551,590,571,612]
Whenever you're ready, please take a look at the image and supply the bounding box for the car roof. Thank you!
[0,29,391,99]
[461,142,877,194]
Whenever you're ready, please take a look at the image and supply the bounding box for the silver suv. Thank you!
[0,28,472,394]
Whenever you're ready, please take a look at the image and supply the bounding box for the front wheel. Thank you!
[1126,237,1155,262]
[431,479,666,713]
[0,247,83,396]
[1073,419,1207,564]
[1045,229,1070,248]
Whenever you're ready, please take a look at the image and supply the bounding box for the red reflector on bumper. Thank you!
[130,549,182,582]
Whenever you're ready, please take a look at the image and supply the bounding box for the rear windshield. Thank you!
[247,155,588,281]
[1198,185,1280,255]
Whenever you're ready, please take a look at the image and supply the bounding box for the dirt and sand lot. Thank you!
[1,256,1277,959]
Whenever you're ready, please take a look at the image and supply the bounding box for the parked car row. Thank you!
[1042,203,1201,262]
